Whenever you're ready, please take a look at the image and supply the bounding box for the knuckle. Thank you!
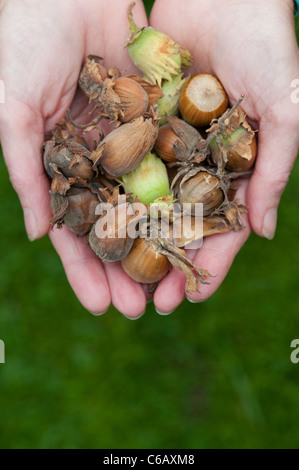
[9,169,25,193]
[254,165,290,198]
[269,173,290,197]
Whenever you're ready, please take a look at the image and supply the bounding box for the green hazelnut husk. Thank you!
[126,2,191,87]
[120,152,170,205]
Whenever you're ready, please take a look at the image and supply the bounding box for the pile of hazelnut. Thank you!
[43,3,257,294]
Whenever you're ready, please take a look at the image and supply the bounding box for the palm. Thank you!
[148,0,299,309]
[0,0,149,316]
[1,1,147,130]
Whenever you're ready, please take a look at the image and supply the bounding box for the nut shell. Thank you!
[154,117,202,163]
[179,73,228,127]
[121,237,170,284]
[176,171,224,216]
[88,203,135,262]
[89,224,134,262]
[154,124,185,163]
[112,76,149,123]
[91,115,159,177]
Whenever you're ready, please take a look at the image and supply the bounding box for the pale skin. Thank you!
[0,0,298,317]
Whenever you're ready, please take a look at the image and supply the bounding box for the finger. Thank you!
[247,114,299,240]
[149,0,202,74]
[154,269,186,314]
[104,262,147,319]
[186,223,251,303]
[0,103,51,240]
[84,0,149,74]
[49,226,111,315]
[153,249,197,314]
[186,182,251,302]
[156,181,251,305]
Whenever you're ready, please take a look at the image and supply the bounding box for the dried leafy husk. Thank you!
[222,201,248,231]
[90,112,159,177]
[170,215,231,247]
[92,173,118,193]
[207,99,257,172]
[50,119,90,148]
[150,237,212,294]
[43,140,94,181]
[50,170,72,196]
[50,188,101,236]
[78,55,109,100]
[43,120,96,197]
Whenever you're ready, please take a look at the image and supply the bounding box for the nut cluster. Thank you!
[42,2,257,295]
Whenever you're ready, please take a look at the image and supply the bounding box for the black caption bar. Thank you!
[0,449,297,466]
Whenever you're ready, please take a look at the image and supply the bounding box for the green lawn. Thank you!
[0,2,298,450]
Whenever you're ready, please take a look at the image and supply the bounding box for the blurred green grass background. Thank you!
[0,1,299,449]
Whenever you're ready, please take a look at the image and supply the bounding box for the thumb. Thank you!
[0,103,51,240]
[247,110,299,239]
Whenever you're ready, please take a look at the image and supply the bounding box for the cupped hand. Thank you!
[0,0,149,317]
[2,0,298,318]
[149,0,299,310]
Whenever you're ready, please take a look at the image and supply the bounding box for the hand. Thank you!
[0,0,149,317]
[147,0,299,310]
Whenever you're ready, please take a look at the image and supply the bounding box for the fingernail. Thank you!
[23,208,38,241]
[262,208,277,240]
[90,309,108,316]
[124,311,146,320]
[187,297,204,303]
[155,308,175,315]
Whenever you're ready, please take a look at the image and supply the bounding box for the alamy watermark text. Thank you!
[0,339,5,363]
